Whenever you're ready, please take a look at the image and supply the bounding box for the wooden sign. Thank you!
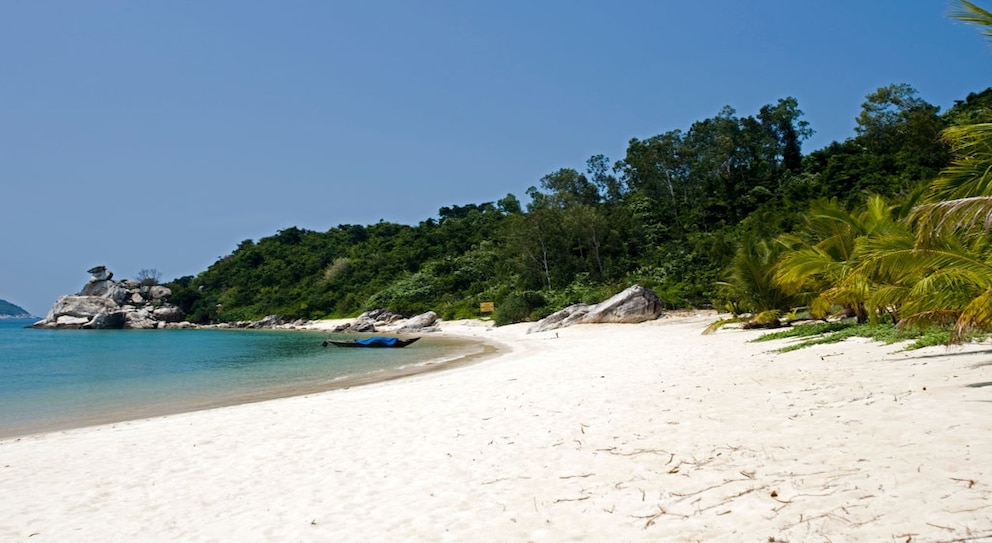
[479,301,495,313]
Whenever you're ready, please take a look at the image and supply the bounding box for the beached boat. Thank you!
[322,336,421,348]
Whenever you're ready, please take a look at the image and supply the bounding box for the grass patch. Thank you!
[754,321,986,352]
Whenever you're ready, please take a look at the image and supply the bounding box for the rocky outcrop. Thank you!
[396,311,440,333]
[582,285,665,324]
[329,309,441,334]
[526,303,590,334]
[33,266,186,330]
[527,285,665,333]
[331,309,406,333]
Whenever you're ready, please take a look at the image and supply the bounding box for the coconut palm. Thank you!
[856,227,992,340]
[775,194,921,323]
[895,1,992,339]
[912,1,992,236]
[716,235,796,316]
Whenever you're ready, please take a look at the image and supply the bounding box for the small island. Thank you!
[0,299,33,319]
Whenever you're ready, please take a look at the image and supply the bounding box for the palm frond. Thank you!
[948,0,992,41]
[954,287,992,342]
[912,196,992,239]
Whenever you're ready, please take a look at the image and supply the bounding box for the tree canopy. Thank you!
[165,1,992,335]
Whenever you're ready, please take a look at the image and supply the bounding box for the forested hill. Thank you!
[0,299,33,318]
[165,85,992,326]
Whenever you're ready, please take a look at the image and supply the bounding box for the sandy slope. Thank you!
[1,312,991,542]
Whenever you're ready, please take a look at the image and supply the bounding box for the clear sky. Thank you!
[2,1,990,316]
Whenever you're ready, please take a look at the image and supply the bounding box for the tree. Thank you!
[758,97,813,174]
[775,196,911,322]
[136,269,162,286]
[586,154,624,204]
[886,0,992,339]
[716,236,797,316]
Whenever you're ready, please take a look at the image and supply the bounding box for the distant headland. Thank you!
[0,299,34,319]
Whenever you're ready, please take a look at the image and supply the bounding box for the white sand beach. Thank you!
[1,312,991,542]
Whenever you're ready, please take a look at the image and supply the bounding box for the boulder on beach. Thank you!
[397,311,440,333]
[527,285,665,333]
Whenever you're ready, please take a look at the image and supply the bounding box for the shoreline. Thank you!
[2,312,991,541]
[0,324,502,440]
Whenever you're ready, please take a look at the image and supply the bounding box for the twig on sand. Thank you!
[559,473,594,479]
[553,496,590,503]
[780,504,870,530]
[670,478,751,499]
[950,477,977,489]
[929,532,992,542]
[694,486,763,514]
[596,447,672,458]
[633,505,670,528]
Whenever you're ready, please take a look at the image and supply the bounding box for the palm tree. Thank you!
[912,0,992,236]
[716,235,795,316]
[897,1,992,339]
[775,196,912,322]
[859,230,992,340]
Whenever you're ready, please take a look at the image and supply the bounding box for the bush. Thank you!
[493,291,547,326]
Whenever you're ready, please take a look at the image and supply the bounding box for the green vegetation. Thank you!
[164,2,992,342]
[752,320,986,352]
[0,299,32,318]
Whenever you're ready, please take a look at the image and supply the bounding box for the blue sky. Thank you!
[2,1,990,316]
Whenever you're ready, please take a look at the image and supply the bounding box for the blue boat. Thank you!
[323,336,420,348]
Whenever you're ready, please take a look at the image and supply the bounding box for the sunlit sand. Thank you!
[1,312,990,541]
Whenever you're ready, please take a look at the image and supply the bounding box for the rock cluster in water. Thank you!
[32,266,191,329]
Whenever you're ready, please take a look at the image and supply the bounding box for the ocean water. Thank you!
[0,319,486,437]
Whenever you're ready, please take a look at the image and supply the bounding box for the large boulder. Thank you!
[80,281,129,304]
[397,311,440,333]
[334,309,406,333]
[85,311,127,329]
[579,285,665,324]
[53,315,90,328]
[527,304,590,334]
[125,308,158,329]
[153,305,186,323]
[246,314,283,329]
[87,265,113,281]
[35,295,124,329]
[148,285,172,300]
[526,285,665,333]
[47,295,120,320]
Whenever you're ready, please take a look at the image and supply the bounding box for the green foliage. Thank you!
[753,321,987,352]
[0,298,31,317]
[366,271,439,316]
[492,291,547,326]
[136,269,161,286]
[156,30,992,331]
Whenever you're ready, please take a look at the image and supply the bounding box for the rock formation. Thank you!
[396,311,440,333]
[331,309,441,334]
[33,266,188,329]
[331,309,405,333]
[527,285,665,333]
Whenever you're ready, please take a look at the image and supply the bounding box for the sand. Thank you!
[1,312,991,542]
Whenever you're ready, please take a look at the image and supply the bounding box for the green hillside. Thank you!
[0,299,33,318]
[162,82,992,328]
[161,0,992,333]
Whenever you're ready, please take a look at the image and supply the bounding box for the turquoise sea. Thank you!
[0,319,486,438]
